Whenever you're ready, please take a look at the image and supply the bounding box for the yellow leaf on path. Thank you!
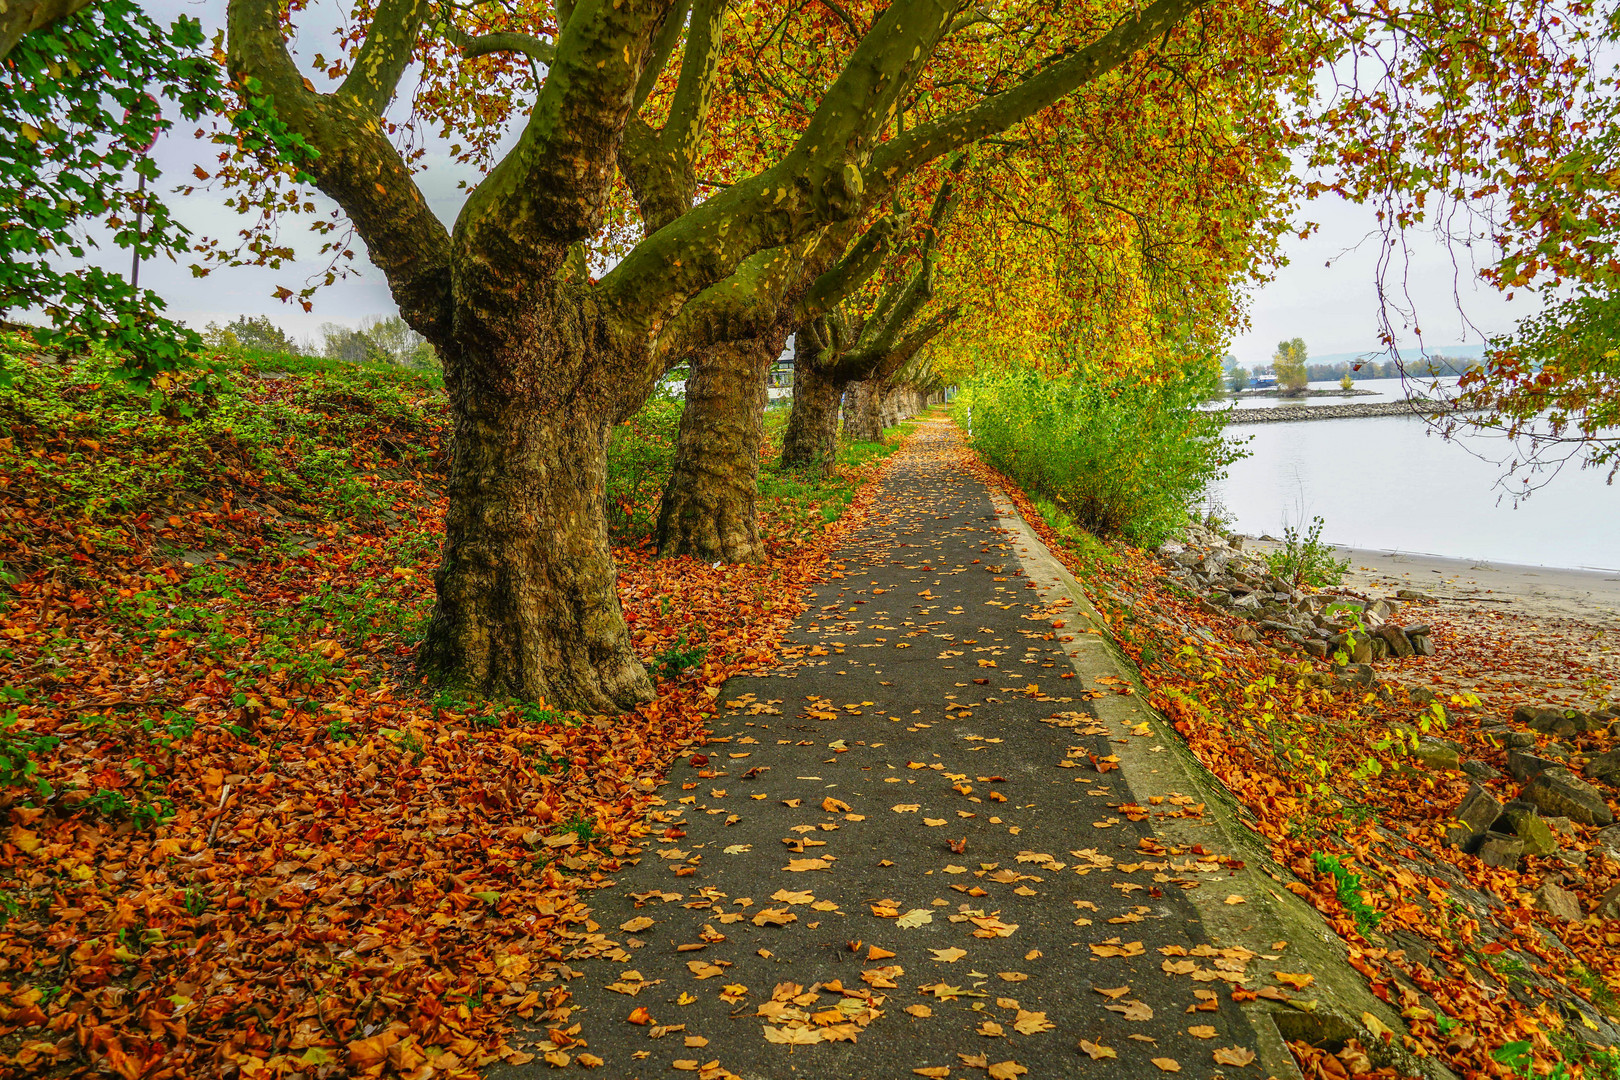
[1273,971,1315,989]
[785,858,831,872]
[929,947,967,963]
[687,961,724,979]
[988,1060,1029,1079]
[923,818,947,826]
[685,1036,708,1048]
[1089,939,1145,957]
[997,972,1028,982]
[763,1025,823,1045]
[823,797,851,812]
[893,804,920,813]
[771,889,815,905]
[1224,894,1247,905]
[543,1049,570,1067]
[1105,1000,1154,1021]
[943,865,968,874]
[1012,1010,1053,1035]
[897,908,933,928]
[1214,1046,1257,1066]
[905,1004,934,1018]
[1187,1025,1217,1039]
[868,945,897,960]
[1079,1040,1117,1060]
[977,1021,1005,1037]
[913,1069,950,1078]
[753,908,796,927]
[577,1053,604,1068]
[672,1060,700,1070]
[1151,1058,1182,1072]
[1094,986,1132,999]
[620,916,654,932]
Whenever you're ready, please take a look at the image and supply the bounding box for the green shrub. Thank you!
[956,368,1243,547]
[606,389,683,541]
[1266,515,1350,589]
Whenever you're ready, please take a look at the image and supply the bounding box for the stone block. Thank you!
[1445,784,1502,851]
[1522,767,1615,827]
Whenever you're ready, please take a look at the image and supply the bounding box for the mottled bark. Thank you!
[421,367,653,711]
[844,380,883,443]
[0,0,93,60]
[780,355,845,473]
[656,333,780,562]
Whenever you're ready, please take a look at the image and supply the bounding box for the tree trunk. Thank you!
[420,390,654,712]
[780,359,844,474]
[844,379,883,443]
[656,336,775,563]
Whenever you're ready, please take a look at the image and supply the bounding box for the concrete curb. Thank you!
[988,487,1458,1080]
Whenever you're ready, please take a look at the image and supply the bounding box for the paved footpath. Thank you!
[502,421,1331,1080]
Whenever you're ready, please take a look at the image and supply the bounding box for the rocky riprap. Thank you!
[1444,702,1620,886]
[1156,526,1435,661]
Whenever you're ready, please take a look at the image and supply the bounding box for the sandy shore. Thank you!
[1246,540,1620,628]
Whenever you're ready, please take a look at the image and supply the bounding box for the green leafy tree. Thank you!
[0,0,306,386]
[1274,336,1308,396]
[203,314,294,353]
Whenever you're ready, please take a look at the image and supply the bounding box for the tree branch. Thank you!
[0,0,93,60]
[339,0,434,114]
[633,0,691,111]
[227,0,454,345]
[867,0,1205,199]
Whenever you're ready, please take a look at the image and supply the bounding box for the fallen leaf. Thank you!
[1105,1001,1154,1021]
[906,1004,934,1018]
[988,1061,1028,1079]
[620,916,654,933]
[1273,971,1315,990]
[1151,1057,1182,1072]
[1214,1046,1257,1066]
[897,908,934,929]
[930,947,968,963]
[1012,1010,1053,1035]
[1095,986,1132,999]
[1079,1040,1117,1060]
[1188,1025,1217,1039]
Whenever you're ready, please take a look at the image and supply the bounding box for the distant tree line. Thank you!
[199,314,439,370]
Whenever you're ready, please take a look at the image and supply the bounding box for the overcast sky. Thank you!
[62,0,1541,361]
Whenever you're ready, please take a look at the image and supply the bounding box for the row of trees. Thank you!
[7,0,1617,709]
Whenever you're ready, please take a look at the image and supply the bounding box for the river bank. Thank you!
[1222,398,1482,424]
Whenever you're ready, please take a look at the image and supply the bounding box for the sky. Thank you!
[53,0,1544,361]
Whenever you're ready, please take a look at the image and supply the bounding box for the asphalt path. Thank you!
[502,421,1275,1080]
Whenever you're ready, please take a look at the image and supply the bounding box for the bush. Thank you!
[957,368,1243,547]
[606,390,683,541]
[1265,515,1350,589]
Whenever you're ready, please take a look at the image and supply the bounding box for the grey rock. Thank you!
[1545,815,1579,838]
[1410,634,1437,657]
[1595,825,1620,862]
[1415,739,1462,772]
[1583,748,1620,784]
[1409,686,1439,706]
[1303,639,1329,659]
[1259,620,1296,634]
[1231,625,1260,643]
[1158,541,1187,557]
[1378,625,1414,658]
[1404,624,1433,637]
[1477,831,1523,867]
[1596,882,1620,920]
[1368,599,1396,620]
[1349,639,1374,664]
[1231,592,1261,612]
[1522,767,1615,827]
[1483,726,1537,750]
[1462,759,1503,781]
[1446,784,1503,851]
[1395,589,1437,602]
[1198,599,1226,618]
[1507,748,1565,783]
[1334,664,1376,688]
[1495,805,1559,856]
[1199,550,1233,576]
[1533,882,1584,923]
[1554,848,1588,869]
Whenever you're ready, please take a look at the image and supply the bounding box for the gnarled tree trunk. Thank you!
[421,369,654,711]
[780,340,845,473]
[656,334,779,562]
[844,379,883,443]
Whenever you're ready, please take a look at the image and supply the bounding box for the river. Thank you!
[1208,379,1620,572]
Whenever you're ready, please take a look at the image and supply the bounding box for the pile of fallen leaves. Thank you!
[0,345,903,1078]
[961,448,1620,1079]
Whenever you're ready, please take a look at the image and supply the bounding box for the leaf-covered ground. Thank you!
[0,345,906,1078]
[968,457,1620,1079]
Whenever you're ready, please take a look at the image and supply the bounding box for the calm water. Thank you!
[1210,407,1620,572]
[1214,376,1461,409]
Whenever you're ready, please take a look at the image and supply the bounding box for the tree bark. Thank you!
[420,376,654,712]
[656,334,778,563]
[844,379,883,443]
[781,348,846,474]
